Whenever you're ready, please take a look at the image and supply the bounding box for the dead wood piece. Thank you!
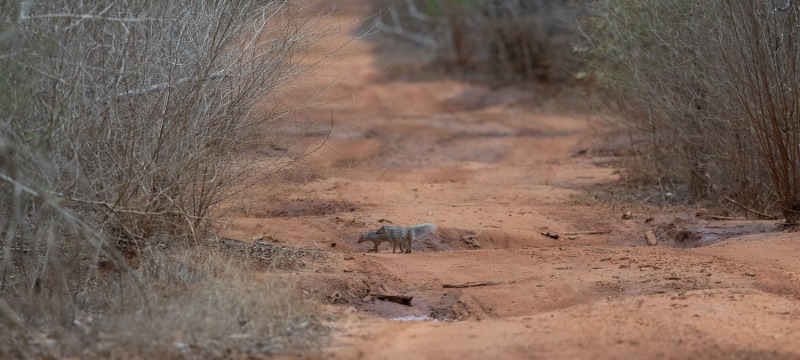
[563,230,611,236]
[442,281,503,289]
[370,293,413,306]
[702,215,746,221]
[541,231,560,239]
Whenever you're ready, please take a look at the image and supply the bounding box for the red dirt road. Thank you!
[222,1,800,359]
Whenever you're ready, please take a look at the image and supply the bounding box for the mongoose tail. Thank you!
[411,223,437,237]
[358,223,438,254]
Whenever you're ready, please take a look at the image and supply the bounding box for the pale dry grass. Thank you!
[2,243,325,359]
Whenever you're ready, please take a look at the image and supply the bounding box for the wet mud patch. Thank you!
[652,218,782,248]
[357,287,466,322]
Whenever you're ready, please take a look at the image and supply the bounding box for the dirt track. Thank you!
[221,1,800,359]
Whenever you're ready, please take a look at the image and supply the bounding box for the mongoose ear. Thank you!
[376,226,387,233]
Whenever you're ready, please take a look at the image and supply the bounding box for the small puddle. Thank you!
[658,222,782,248]
[390,315,436,322]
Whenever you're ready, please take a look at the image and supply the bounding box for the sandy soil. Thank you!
[221,1,800,359]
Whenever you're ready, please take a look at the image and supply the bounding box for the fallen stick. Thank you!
[443,281,503,289]
[370,293,413,306]
[724,196,779,219]
[705,215,746,221]
[563,230,611,236]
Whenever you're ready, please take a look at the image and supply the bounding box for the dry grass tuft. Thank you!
[2,244,326,359]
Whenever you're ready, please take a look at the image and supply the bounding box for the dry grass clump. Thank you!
[2,244,325,359]
[219,238,327,271]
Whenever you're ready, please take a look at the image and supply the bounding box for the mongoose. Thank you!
[357,223,437,253]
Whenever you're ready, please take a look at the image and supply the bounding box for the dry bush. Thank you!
[582,1,737,205]
[717,1,800,224]
[369,0,581,83]
[1,0,332,357]
[584,0,800,223]
[3,0,327,252]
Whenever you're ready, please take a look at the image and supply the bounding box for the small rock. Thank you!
[696,208,709,217]
[330,242,337,248]
[251,235,265,242]
[326,292,342,304]
[622,211,633,219]
[461,234,481,248]
[745,271,756,277]
[541,231,560,240]
[645,217,655,223]
[344,256,355,260]
[644,230,657,246]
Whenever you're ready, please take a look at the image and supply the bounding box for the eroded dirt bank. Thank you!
[221,1,800,359]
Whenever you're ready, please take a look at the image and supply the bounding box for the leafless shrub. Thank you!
[1,0,332,357]
[369,0,581,83]
[583,0,796,216]
[717,1,800,225]
[3,0,327,252]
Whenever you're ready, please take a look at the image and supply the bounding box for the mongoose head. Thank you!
[357,233,368,243]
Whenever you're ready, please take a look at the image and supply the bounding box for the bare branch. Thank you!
[116,70,227,97]
[373,8,436,48]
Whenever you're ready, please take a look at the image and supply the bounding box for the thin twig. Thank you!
[116,70,227,97]
[373,10,436,48]
[443,281,503,288]
[563,230,611,236]
[724,196,779,219]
